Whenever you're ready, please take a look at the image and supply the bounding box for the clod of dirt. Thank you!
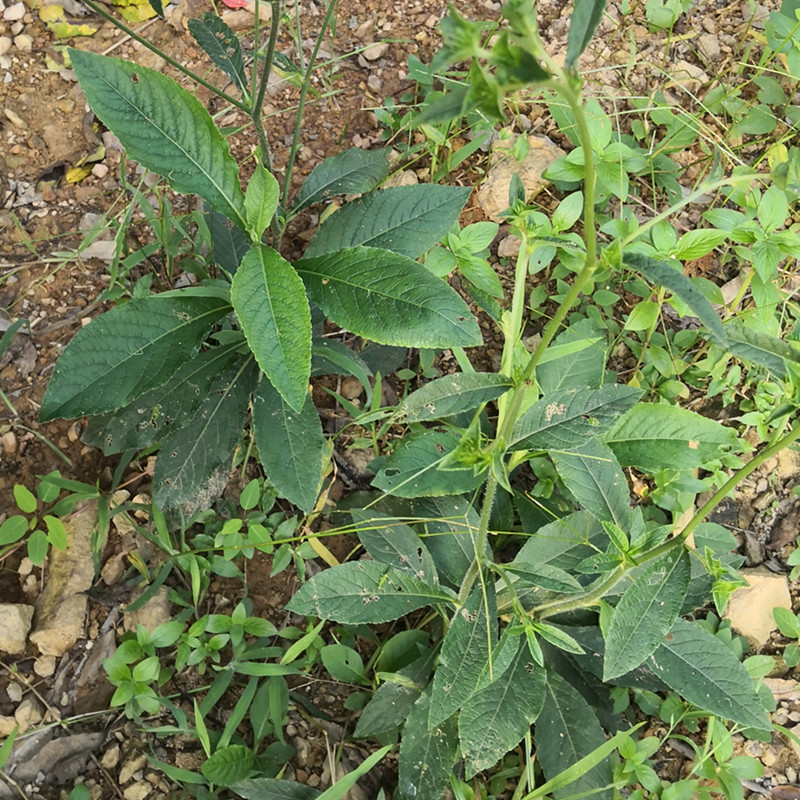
[478,133,564,221]
[0,603,34,654]
[30,501,98,656]
[723,566,792,648]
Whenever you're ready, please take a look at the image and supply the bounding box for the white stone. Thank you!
[0,35,12,56]
[0,603,34,654]
[2,2,25,20]
[723,566,792,647]
[33,655,56,677]
[13,32,32,51]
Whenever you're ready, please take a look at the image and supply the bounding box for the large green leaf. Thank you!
[252,379,325,514]
[187,13,248,95]
[154,358,256,508]
[230,778,319,800]
[351,510,438,583]
[208,207,250,274]
[40,295,231,421]
[606,404,741,473]
[398,690,459,800]
[286,561,456,624]
[69,49,246,229]
[232,244,311,411]
[603,548,690,681]
[624,253,727,347]
[566,0,607,69]
[395,373,513,424]
[551,439,631,529]
[371,429,486,498]
[458,640,546,778]
[292,148,389,214]
[537,318,606,393]
[83,342,242,454]
[649,618,771,732]
[514,511,607,570]
[510,385,642,452]
[297,246,481,348]
[201,744,255,786]
[536,672,613,800]
[305,185,472,259]
[354,649,436,738]
[725,319,800,378]
[429,586,496,727]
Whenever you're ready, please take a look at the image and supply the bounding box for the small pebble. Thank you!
[92,163,109,178]
[2,2,24,21]
[6,682,22,703]
[0,35,11,55]
[1,430,17,454]
[12,31,30,50]
[362,41,388,60]
[33,655,56,677]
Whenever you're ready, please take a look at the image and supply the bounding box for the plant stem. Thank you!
[80,0,249,113]
[279,0,339,219]
[252,0,283,173]
[530,417,800,620]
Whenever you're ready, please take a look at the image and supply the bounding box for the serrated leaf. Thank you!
[673,229,728,260]
[606,404,741,473]
[459,640,546,777]
[83,343,242,454]
[429,585,496,727]
[208,207,251,274]
[297,246,481,349]
[154,358,256,508]
[624,253,727,347]
[68,49,246,229]
[504,562,583,593]
[201,744,255,786]
[354,649,436,738]
[305,185,471,259]
[292,148,389,213]
[551,439,631,529]
[351,509,437,583]
[252,379,325,514]
[372,429,485,498]
[394,373,512,423]
[513,511,607,570]
[510,385,642,452]
[244,163,279,240]
[724,320,800,378]
[232,244,311,411]
[187,13,248,95]
[537,318,606,393]
[603,548,690,680]
[649,618,771,732]
[286,561,456,624]
[566,0,607,69]
[536,671,613,800]
[41,295,230,421]
[398,690,459,800]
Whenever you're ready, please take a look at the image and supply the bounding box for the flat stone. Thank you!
[0,35,11,56]
[0,604,34,654]
[0,716,17,736]
[478,133,565,221]
[697,33,720,61]
[669,60,709,94]
[2,2,25,20]
[29,593,87,656]
[33,655,56,677]
[12,32,31,51]
[14,696,44,732]
[362,41,389,60]
[723,566,792,647]
[123,586,171,635]
[119,753,148,784]
[123,782,152,800]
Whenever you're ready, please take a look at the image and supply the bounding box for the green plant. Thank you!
[773,605,800,667]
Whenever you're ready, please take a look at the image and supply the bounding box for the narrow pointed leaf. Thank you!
[292,147,389,213]
[394,373,513,423]
[459,640,546,778]
[725,320,800,378]
[551,439,631,529]
[398,690,459,800]
[252,379,324,514]
[429,585,496,727]
[68,49,246,229]
[41,295,230,421]
[536,672,613,800]
[208,207,250,274]
[624,253,727,346]
[305,185,472,259]
[510,384,642,451]
[297,246,481,348]
[606,404,741,473]
[649,618,771,732]
[603,548,690,680]
[566,0,607,69]
[154,358,256,508]
[187,13,248,95]
[232,243,311,410]
[83,342,242,454]
[351,509,438,583]
[286,561,456,624]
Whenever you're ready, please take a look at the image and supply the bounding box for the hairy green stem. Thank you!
[279,0,339,218]
[529,417,800,620]
[81,0,249,113]
[252,0,283,173]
